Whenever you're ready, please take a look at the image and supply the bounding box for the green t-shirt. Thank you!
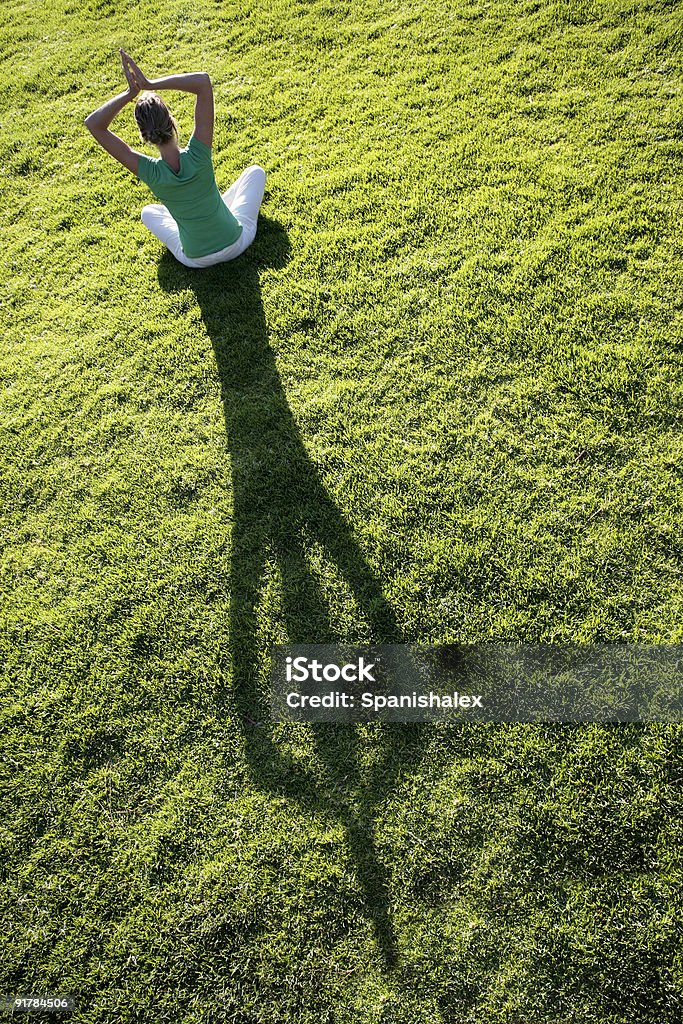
[137,135,242,259]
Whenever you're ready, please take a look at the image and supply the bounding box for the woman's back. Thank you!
[137,135,242,259]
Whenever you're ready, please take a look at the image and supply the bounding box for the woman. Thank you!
[85,50,266,269]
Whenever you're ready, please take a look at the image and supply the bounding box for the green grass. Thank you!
[1,0,683,1020]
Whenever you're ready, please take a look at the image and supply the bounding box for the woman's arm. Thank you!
[121,51,214,148]
[84,85,140,174]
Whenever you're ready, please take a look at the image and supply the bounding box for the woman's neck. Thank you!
[158,139,181,172]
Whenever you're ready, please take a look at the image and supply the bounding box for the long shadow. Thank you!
[157,220,426,969]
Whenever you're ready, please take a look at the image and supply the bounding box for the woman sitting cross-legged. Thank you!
[85,49,266,269]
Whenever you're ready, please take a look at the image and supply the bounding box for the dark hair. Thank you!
[134,91,178,145]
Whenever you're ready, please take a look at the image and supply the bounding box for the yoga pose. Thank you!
[85,50,266,268]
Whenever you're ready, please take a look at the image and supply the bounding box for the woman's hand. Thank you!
[119,49,150,96]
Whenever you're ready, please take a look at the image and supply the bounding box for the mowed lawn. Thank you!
[1,0,683,1020]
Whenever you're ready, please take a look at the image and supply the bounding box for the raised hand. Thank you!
[119,49,151,94]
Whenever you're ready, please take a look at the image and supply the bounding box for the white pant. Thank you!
[141,164,267,268]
